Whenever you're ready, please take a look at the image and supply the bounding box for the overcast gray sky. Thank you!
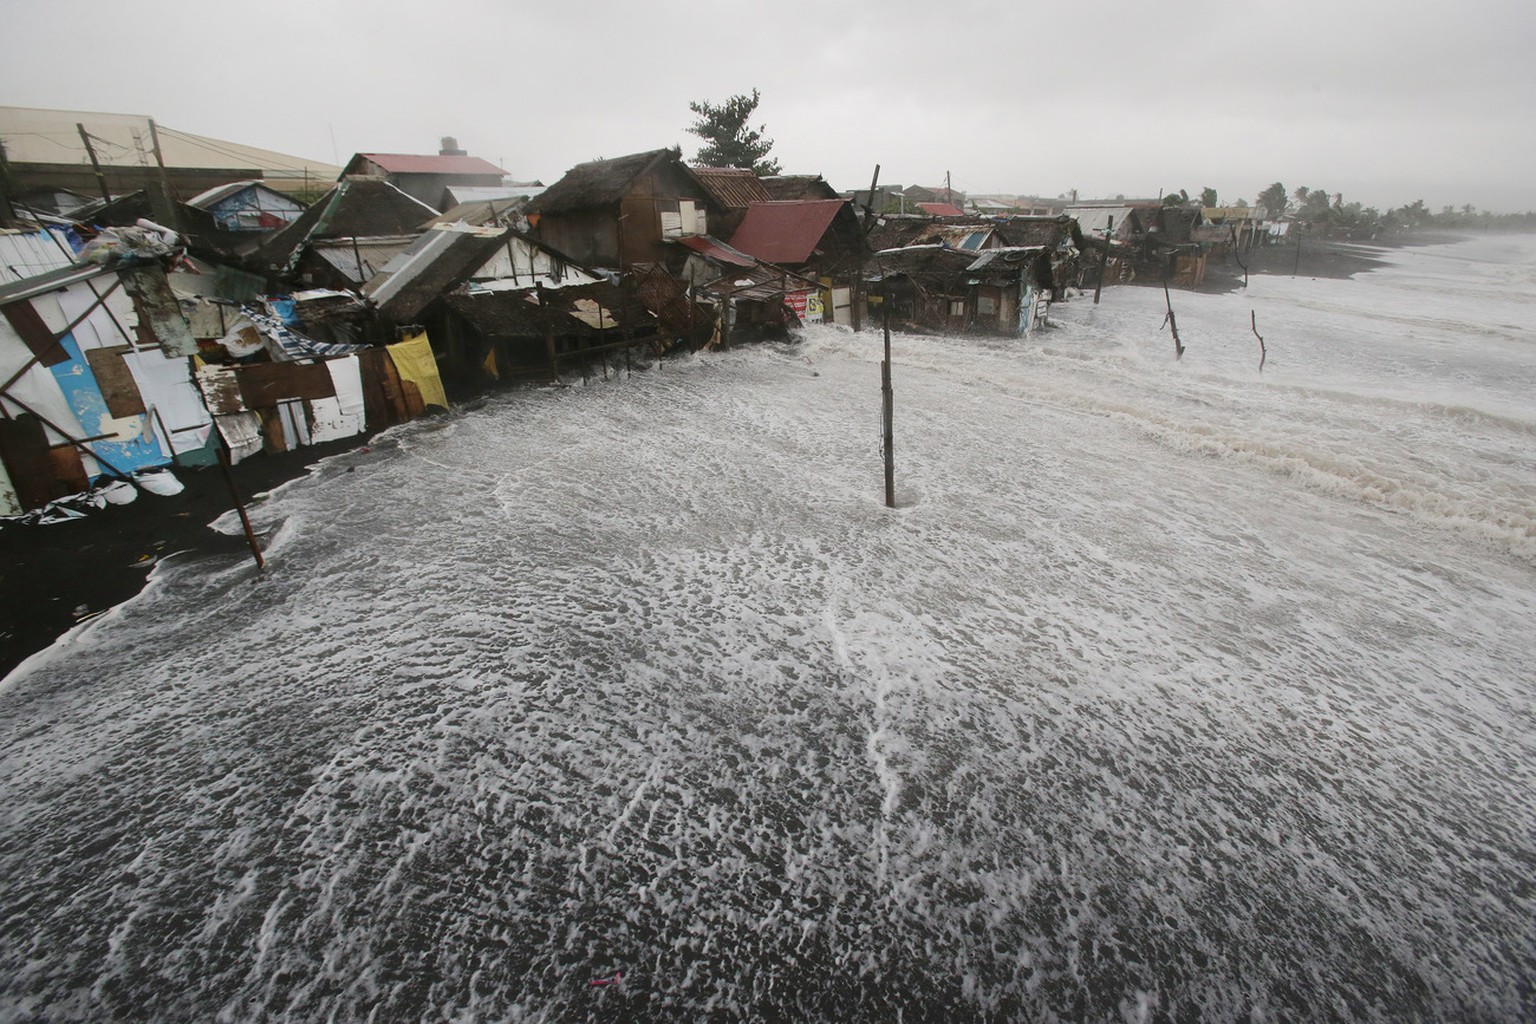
[5,0,1535,212]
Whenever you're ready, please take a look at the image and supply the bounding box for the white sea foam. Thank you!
[1,236,1534,1021]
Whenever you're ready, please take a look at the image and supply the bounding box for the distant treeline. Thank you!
[1244,183,1536,238]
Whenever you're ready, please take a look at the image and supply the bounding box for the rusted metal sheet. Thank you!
[119,265,199,357]
[1,300,69,367]
[235,361,336,408]
[194,363,245,416]
[84,346,148,417]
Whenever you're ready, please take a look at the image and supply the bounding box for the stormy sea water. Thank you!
[2,236,1533,1022]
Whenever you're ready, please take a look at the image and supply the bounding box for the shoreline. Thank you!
[1199,230,1473,292]
[1,437,368,680]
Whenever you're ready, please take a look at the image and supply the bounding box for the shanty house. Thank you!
[184,181,305,233]
[866,215,1002,253]
[690,167,773,241]
[0,257,213,512]
[529,148,721,271]
[994,215,1084,290]
[180,180,307,260]
[727,199,866,325]
[865,244,1054,337]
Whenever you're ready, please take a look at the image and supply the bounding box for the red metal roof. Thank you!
[917,202,965,217]
[359,153,506,177]
[728,200,847,265]
[677,235,757,267]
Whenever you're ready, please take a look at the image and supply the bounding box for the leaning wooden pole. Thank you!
[215,442,265,572]
[1162,275,1185,360]
[1251,310,1267,373]
[854,163,880,333]
[1093,215,1113,305]
[881,279,896,508]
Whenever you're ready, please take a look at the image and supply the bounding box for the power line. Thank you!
[155,124,336,176]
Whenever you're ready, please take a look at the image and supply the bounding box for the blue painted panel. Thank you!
[47,334,170,478]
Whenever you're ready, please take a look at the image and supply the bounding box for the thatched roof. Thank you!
[760,175,841,201]
[531,149,678,215]
[993,215,1074,249]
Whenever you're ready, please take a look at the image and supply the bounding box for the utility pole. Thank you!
[855,163,880,334]
[880,275,896,508]
[76,124,112,203]
[945,170,952,207]
[146,118,182,232]
[1093,215,1113,305]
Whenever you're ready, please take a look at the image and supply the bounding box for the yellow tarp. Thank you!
[386,331,448,410]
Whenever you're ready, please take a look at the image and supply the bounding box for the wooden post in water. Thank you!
[881,280,896,508]
[1251,310,1267,373]
[1161,275,1185,360]
[535,283,559,382]
[1093,215,1113,305]
[215,443,265,572]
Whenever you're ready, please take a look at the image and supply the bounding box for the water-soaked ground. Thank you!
[3,237,1534,1022]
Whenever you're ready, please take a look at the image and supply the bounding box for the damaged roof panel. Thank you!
[362,223,512,322]
[676,235,757,267]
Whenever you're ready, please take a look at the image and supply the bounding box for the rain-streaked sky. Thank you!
[4,0,1534,212]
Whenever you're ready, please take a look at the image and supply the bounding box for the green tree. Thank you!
[686,89,781,176]
[1257,182,1288,218]
[1200,186,1218,208]
[1162,188,1190,207]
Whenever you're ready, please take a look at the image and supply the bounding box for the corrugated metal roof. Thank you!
[310,236,420,284]
[0,228,80,284]
[691,167,773,210]
[362,223,511,322]
[185,180,264,209]
[356,153,506,177]
[676,235,756,267]
[0,262,113,306]
[917,202,965,217]
[728,200,847,265]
